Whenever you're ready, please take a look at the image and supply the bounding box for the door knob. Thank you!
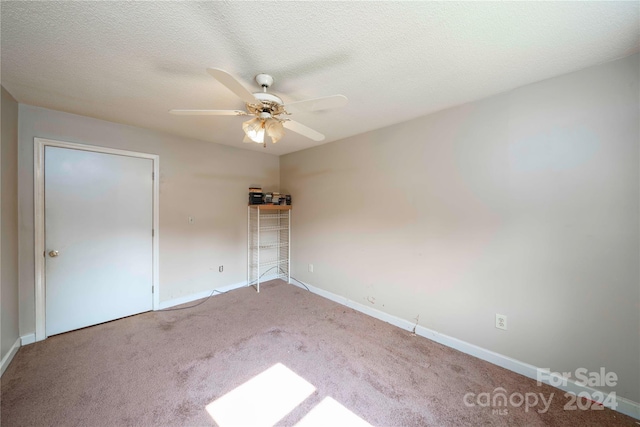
[48,250,59,257]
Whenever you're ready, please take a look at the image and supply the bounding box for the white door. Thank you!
[45,146,153,336]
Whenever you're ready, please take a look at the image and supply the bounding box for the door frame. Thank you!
[34,137,160,342]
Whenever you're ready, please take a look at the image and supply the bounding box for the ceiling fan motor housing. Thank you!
[252,92,283,105]
[248,91,287,118]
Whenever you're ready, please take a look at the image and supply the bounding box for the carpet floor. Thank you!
[1,280,635,426]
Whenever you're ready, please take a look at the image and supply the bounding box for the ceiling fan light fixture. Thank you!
[242,118,265,143]
[266,119,284,144]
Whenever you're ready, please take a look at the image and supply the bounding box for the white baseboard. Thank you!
[0,337,21,377]
[21,333,36,345]
[156,280,248,310]
[290,278,640,420]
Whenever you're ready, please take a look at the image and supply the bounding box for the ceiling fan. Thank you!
[170,68,348,147]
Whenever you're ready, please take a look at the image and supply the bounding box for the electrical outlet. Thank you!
[218,265,223,273]
[496,314,507,330]
[188,216,195,224]
[308,264,314,273]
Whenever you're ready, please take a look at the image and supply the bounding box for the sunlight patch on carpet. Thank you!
[206,363,316,427]
[294,396,372,427]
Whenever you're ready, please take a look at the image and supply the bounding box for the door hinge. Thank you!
[152,229,155,237]
[152,172,155,180]
[152,285,154,293]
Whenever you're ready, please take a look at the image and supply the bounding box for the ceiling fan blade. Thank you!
[283,120,325,141]
[169,109,245,116]
[206,68,259,104]
[285,94,348,113]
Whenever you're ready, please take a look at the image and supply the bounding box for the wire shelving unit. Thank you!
[248,204,291,292]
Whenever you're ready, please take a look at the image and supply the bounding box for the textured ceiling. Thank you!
[1,2,638,155]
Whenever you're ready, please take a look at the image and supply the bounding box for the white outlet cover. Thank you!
[496,314,507,330]
[308,264,314,273]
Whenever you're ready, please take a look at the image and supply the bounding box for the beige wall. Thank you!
[281,54,640,402]
[18,105,279,336]
[2,86,20,363]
